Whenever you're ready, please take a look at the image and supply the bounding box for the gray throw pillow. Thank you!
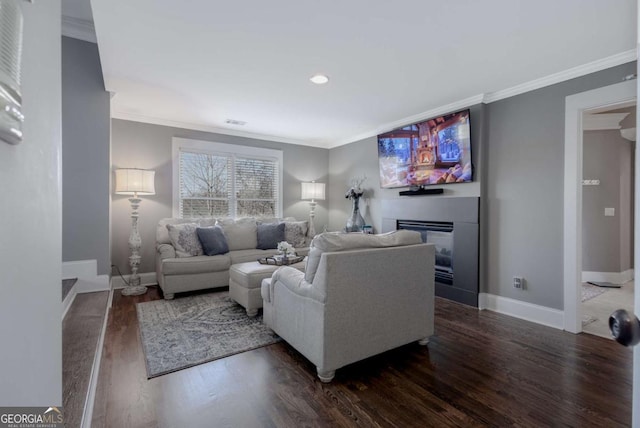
[257,222,285,250]
[197,226,229,256]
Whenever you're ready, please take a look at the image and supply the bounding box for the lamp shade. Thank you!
[115,168,155,195]
[301,181,325,201]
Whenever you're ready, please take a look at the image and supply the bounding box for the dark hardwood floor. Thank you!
[91,286,632,428]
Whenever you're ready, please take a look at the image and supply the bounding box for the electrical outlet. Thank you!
[513,276,524,289]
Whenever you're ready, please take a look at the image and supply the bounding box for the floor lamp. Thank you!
[301,181,325,238]
[115,168,155,296]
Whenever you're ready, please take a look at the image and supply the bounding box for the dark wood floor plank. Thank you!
[92,287,632,427]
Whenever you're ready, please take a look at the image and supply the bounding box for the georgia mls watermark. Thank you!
[0,407,63,428]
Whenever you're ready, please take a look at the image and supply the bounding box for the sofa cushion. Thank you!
[157,218,216,245]
[217,217,258,251]
[284,220,308,248]
[161,254,231,275]
[197,226,229,256]
[166,223,204,257]
[157,243,176,260]
[230,260,305,290]
[257,222,285,250]
[304,230,423,283]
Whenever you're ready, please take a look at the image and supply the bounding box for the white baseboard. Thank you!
[110,272,157,289]
[478,293,564,330]
[63,259,99,280]
[582,269,634,285]
[80,288,112,428]
[62,260,110,320]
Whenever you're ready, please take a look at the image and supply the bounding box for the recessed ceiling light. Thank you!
[225,119,247,126]
[310,74,329,85]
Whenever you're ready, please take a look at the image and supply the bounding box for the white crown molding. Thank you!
[329,50,637,148]
[111,109,329,149]
[583,112,629,130]
[61,15,97,44]
[111,49,636,150]
[327,94,486,149]
[621,127,636,141]
[483,49,637,103]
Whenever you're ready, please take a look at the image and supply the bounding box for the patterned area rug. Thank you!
[581,283,608,302]
[136,291,280,378]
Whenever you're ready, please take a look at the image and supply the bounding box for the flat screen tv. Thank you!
[377,109,472,189]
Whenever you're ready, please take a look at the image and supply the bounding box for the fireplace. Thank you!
[382,197,479,307]
[397,220,454,285]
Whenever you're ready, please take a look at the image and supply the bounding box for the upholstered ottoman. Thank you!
[229,260,305,316]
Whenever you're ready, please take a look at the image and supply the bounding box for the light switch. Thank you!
[605,207,615,217]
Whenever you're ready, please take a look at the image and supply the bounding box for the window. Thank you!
[173,138,283,218]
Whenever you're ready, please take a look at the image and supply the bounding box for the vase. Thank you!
[345,196,366,232]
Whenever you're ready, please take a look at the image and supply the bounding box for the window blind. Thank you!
[178,149,279,218]
[235,156,278,217]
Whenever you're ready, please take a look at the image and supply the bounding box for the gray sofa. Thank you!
[262,230,435,382]
[155,217,309,299]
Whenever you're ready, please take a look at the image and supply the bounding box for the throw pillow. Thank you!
[257,222,285,250]
[166,223,203,257]
[197,226,229,256]
[217,217,258,250]
[284,220,308,247]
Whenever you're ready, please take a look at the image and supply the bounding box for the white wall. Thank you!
[0,0,62,405]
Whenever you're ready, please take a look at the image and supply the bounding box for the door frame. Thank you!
[563,79,636,333]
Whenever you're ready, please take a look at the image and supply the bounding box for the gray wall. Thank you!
[327,62,635,311]
[0,0,62,405]
[485,62,636,310]
[111,119,329,275]
[62,37,111,275]
[328,104,485,233]
[582,130,634,273]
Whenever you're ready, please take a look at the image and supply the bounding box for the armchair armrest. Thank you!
[270,266,325,303]
[157,243,176,260]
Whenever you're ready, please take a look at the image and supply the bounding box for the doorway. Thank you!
[563,79,636,334]
[580,102,635,338]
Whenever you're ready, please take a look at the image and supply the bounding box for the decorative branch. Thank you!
[345,175,366,200]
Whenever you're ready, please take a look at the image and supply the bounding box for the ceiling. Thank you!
[83,0,636,148]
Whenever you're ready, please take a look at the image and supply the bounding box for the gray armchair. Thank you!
[261,231,435,382]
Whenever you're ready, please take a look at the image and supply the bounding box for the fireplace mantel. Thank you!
[381,197,479,307]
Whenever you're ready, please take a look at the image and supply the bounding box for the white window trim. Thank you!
[172,137,283,218]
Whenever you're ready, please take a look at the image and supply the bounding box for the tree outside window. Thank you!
[178,149,279,218]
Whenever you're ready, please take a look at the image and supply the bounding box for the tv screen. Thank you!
[377,109,472,189]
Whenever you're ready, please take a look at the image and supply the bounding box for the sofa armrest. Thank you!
[157,243,176,260]
[271,266,325,303]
